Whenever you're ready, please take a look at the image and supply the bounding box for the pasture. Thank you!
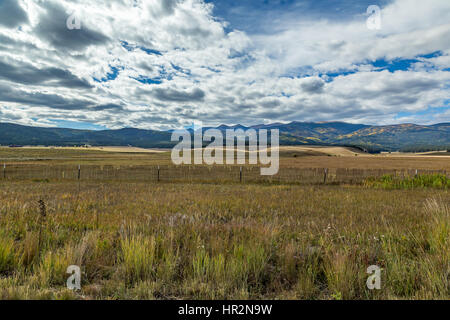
[0,146,448,299]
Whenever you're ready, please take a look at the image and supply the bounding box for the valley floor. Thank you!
[0,181,448,300]
[0,148,448,300]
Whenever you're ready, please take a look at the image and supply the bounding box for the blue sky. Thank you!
[206,0,391,34]
[0,0,448,130]
[48,120,108,131]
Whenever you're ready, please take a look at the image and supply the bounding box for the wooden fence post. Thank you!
[3,163,5,179]
[157,166,160,182]
[77,165,81,193]
[240,166,242,183]
[415,169,418,177]
[323,168,328,184]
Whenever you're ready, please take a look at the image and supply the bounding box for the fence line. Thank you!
[0,164,448,185]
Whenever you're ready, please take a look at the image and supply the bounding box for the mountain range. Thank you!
[0,122,449,153]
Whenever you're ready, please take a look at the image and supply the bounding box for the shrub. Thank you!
[364,174,450,189]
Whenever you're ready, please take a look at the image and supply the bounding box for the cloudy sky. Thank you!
[0,0,449,130]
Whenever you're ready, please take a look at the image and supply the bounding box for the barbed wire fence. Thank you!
[0,163,448,185]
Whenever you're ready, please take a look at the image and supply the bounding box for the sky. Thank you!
[0,0,449,130]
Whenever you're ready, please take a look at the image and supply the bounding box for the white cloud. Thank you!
[0,0,448,129]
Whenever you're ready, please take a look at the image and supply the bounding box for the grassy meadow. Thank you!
[0,147,448,300]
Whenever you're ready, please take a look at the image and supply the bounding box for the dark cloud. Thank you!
[384,78,441,95]
[0,106,22,120]
[244,91,265,100]
[177,25,212,39]
[0,40,12,52]
[152,88,205,102]
[137,62,154,72]
[260,99,281,108]
[90,103,124,111]
[0,0,28,28]
[0,58,92,89]
[234,104,255,110]
[0,34,39,52]
[255,110,285,119]
[381,95,419,106]
[328,41,346,51]
[354,78,441,100]
[34,1,109,51]
[0,34,16,46]
[301,78,325,94]
[0,83,125,112]
[161,0,180,15]
[170,105,197,117]
[0,83,91,110]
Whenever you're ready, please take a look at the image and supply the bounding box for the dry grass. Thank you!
[0,179,448,300]
[1,146,449,170]
[0,148,447,300]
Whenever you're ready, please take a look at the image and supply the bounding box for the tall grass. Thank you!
[365,174,450,189]
[0,233,16,274]
[120,235,157,284]
[0,180,448,300]
[425,198,449,253]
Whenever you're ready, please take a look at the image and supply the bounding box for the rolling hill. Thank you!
[0,121,449,152]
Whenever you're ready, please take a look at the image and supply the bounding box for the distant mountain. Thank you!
[260,122,450,152]
[0,121,449,152]
[0,123,173,148]
[332,123,450,152]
